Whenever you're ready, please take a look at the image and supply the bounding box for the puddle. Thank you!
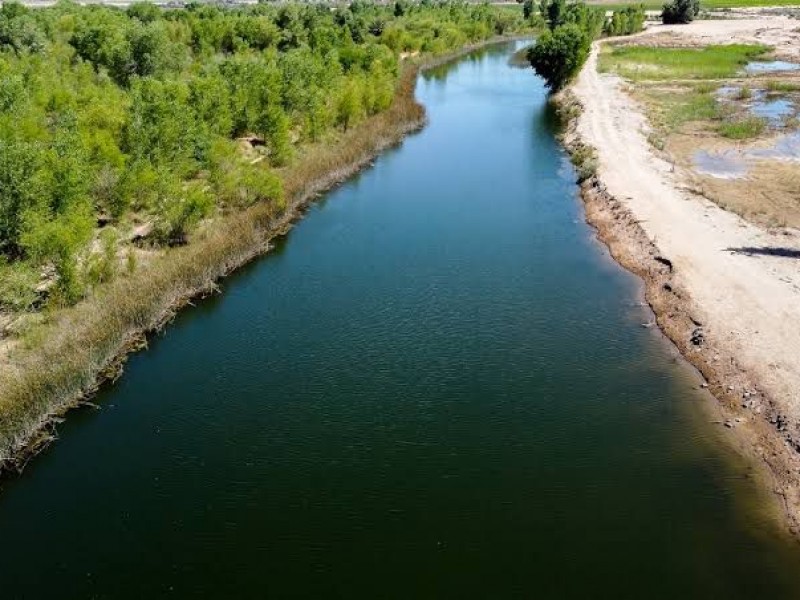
[716,86,765,101]
[750,98,795,124]
[695,131,800,177]
[693,149,749,178]
[744,61,800,74]
[747,131,800,161]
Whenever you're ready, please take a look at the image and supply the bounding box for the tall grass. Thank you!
[0,38,516,470]
[766,80,800,93]
[600,44,770,81]
[718,116,766,139]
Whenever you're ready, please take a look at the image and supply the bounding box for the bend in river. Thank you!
[2,41,800,598]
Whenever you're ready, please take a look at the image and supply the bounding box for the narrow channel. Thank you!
[2,42,800,598]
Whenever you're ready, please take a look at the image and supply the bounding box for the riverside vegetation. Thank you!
[0,0,534,466]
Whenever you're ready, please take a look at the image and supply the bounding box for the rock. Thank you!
[690,327,704,346]
[700,382,708,389]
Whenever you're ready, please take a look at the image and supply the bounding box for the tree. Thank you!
[0,140,39,254]
[543,0,565,29]
[662,0,700,24]
[528,23,590,90]
[523,0,535,21]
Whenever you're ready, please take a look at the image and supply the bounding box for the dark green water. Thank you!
[2,42,800,598]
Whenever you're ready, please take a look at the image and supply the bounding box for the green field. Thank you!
[598,43,770,80]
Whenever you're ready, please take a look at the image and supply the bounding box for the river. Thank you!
[2,41,800,598]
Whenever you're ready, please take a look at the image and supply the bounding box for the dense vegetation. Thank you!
[528,0,644,91]
[0,0,524,312]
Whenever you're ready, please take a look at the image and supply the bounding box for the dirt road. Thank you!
[572,18,800,527]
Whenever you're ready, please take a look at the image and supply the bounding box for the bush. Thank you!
[0,257,38,311]
[662,0,700,24]
[152,182,214,246]
[528,24,590,90]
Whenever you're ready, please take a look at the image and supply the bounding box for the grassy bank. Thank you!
[0,37,524,472]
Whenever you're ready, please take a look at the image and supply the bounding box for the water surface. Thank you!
[2,42,800,599]
[744,60,800,74]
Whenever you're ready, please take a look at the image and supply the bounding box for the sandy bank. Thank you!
[569,17,800,533]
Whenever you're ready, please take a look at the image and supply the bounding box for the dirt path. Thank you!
[572,19,800,528]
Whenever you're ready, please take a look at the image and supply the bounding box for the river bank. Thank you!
[0,37,527,476]
[6,43,800,596]
[564,17,800,535]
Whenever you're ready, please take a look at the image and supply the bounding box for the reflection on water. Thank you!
[751,98,794,125]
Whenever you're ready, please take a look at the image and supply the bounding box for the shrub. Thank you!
[662,0,700,24]
[152,182,214,246]
[0,257,38,311]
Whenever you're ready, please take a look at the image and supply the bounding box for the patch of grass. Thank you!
[662,89,723,129]
[718,116,766,139]
[600,43,771,81]
[766,80,800,93]
[694,81,716,94]
[736,86,753,100]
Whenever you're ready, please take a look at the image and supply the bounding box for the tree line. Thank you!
[0,0,524,310]
[527,0,646,91]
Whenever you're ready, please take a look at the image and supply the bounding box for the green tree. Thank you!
[662,0,700,24]
[528,23,590,90]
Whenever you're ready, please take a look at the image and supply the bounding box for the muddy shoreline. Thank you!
[557,84,800,538]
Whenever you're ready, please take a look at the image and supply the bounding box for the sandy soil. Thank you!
[660,17,800,59]
[571,17,800,531]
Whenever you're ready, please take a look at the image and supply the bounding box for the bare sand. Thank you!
[571,17,800,531]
